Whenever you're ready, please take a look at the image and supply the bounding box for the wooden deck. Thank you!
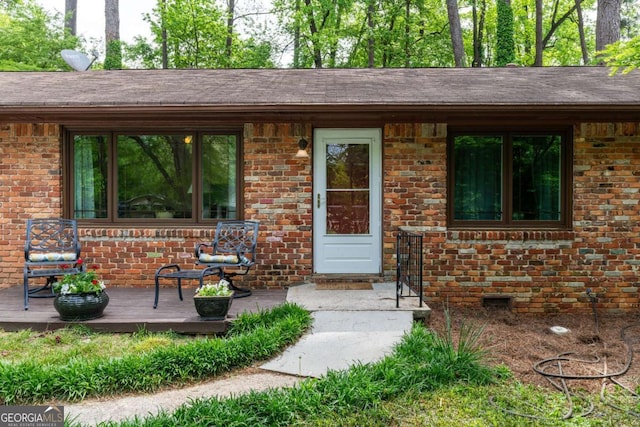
[0,285,288,334]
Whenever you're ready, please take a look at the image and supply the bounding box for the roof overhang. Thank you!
[1,67,639,126]
[2,104,638,127]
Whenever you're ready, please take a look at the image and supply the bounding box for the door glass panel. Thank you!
[326,143,370,234]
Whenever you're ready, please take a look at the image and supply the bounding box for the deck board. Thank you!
[0,285,287,334]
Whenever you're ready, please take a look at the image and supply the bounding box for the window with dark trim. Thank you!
[65,130,241,224]
[447,129,572,229]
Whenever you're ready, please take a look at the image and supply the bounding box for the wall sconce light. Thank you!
[295,138,309,158]
[184,135,193,144]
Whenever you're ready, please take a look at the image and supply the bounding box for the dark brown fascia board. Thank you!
[1,104,639,126]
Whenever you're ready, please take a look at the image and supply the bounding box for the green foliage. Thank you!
[495,0,515,66]
[194,279,233,297]
[601,35,640,74]
[104,39,123,69]
[509,0,598,66]
[0,303,311,404]
[128,0,275,69]
[0,0,80,70]
[276,0,454,68]
[108,321,502,426]
[52,262,106,295]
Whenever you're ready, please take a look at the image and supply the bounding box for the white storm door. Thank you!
[313,128,382,274]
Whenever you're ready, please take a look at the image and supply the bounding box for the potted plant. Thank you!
[52,260,109,321]
[193,279,234,320]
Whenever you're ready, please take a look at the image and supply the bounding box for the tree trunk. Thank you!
[304,0,323,68]
[446,0,465,67]
[575,0,589,64]
[226,0,235,68]
[161,0,168,69]
[293,0,301,68]
[367,0,375,67]
[536,0,584,66]
[534,0,543,66]
[104,0,121,69]
[596,0,622,60]
[64,0,77,36]
[105,0,120,43]
[472,0,486,67]
[404,0,410,67]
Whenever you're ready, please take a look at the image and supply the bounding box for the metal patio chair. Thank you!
[154,220,259,308]
[195,220,259,298]
[23,218,83,310]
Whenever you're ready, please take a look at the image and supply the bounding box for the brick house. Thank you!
[1,67,640,314]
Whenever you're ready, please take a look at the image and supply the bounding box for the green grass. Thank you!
[90,312,640,427]
[3,305,639,426]
[0,324,188,365]
[100,320,506,426]
[0,303,312,405]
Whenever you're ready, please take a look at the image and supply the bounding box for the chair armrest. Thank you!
[195,242,212,258]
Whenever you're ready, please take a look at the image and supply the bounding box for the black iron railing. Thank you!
[396,229,423,308]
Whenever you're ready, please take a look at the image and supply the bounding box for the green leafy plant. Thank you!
[52,260,106,295]
[195,279,233,297]
[0,303,311,404]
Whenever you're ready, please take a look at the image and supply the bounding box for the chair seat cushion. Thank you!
[199,254,239,264]
[28,252,77,262]
[199,254,253,264]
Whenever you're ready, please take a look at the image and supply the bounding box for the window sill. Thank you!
[447,229,575,242]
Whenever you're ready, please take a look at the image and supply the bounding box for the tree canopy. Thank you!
[0,0,79,70]
[1,0,639,70]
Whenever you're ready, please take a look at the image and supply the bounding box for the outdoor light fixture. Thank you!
[295,138,309,158]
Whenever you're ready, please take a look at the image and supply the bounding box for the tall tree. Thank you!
[495,0,514,66]
[596,0,621,61]
[104,0,121,69]
[472,0,487,67]
[292,0,301,67]
[367,0,374,67]
[225,0,235,65]
[446,0,465,66]
[161,0,168,68]
[534,0,543,65]
[64,0,76,35]
[575,0,588,64]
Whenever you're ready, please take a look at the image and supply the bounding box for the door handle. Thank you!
[317,193,321,208]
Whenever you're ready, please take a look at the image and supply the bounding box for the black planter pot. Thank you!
[53,292,109,321]
[193,295,233,320]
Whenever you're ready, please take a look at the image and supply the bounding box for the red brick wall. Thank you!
[0,123,63,284]
[243,123,313,286]
[2,121,640,314]
[0,122,312,291]
[385,122,640,314]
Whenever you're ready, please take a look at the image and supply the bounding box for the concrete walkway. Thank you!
[64,283,429,426]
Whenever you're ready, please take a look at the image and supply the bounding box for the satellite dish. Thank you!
[61,49,97,71]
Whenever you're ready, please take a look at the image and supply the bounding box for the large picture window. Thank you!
[66,130,241,224]
[448,129,571,229]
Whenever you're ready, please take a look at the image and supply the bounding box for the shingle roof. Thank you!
[1,67,638,123]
